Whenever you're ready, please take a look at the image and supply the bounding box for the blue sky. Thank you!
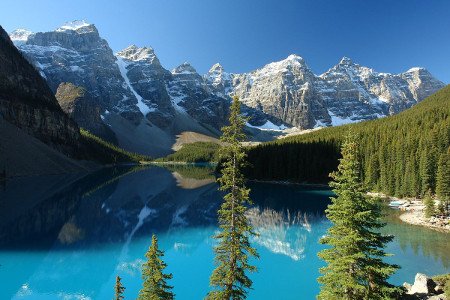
[1,0,449,82]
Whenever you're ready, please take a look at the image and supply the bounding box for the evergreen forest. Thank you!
[245,85,450,199]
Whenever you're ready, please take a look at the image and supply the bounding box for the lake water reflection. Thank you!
[0,165,449,299]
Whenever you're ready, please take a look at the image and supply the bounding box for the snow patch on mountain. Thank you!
[246,121,288,131]
[165,83,187,113]
[406,67,425,73]
[56,20,91,32]
[17,44,80,56]
[116,57,154,116]
[329,110,358,126]
[314,120,328,128]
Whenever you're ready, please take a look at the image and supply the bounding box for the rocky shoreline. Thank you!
[399,209,450,233]
[367,193,450,232]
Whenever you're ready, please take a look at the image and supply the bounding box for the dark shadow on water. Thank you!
[0,165,331,251]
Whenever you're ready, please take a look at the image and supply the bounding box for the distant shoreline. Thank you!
[149,161,217,166]
[367,192,450,233]
[248,179,330,188]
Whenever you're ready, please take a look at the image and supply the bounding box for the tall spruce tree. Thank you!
[138,234,174,300]
[114,275,125,300]
[436,149,450,216]
[207,96,258,300]
[317,133,400,300]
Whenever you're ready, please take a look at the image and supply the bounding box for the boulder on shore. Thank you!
[403,273,447,299]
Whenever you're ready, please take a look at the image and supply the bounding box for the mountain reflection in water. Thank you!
[247,207,328,261]
[0,165,449,300]
[0,165,220,248]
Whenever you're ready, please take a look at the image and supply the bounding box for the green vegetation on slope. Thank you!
[156,142,220,163]
[245,85,450,199]
[80,128,151,164]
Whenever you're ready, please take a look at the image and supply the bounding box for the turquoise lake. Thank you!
[0,165,449,299]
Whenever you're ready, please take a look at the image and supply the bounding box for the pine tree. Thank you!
[114,275,125,300]
[138,234,174,300]
[423,190,435,218]
[317,133,400,300]
[207,96,258,300]
[436,150,450,216]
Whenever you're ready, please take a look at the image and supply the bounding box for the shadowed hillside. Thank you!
[0,25,150,177]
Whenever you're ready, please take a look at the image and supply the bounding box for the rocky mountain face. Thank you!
[0,25,80,151]
[10,21,445,156]
[316,57,445,124]
[11,22,229,156]
[55,82,116,142]
[115,45,173,128]
[167,62,229,129]
[208,55,445,128]
[227,55,329,128]
[12,21,144,142]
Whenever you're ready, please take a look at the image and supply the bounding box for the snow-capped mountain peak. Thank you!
[116,45,159,64]
[249,54,311,81]
[206,63,231,83]
[172,62,198,75]
[205,63,232,97]
[285,54,305,62]
[406,67,426,73]
[56,20,94,33]
[338,56,353,65]
[208,63,224,73]
[9,29,33,46]
[321,57,378,80]
[271,54,306,68]
[9,28,33,41]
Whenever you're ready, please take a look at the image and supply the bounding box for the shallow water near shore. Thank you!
[0,165,449,299]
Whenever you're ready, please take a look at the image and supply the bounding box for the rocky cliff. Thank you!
[209,55,445,128]
[0,25,94,176]
[0,25,80,152]
[55,82,116,143]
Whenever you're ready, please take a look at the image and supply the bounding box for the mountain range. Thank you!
[8,20,445,157]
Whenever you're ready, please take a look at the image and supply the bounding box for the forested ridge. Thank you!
[245,85,450,198]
